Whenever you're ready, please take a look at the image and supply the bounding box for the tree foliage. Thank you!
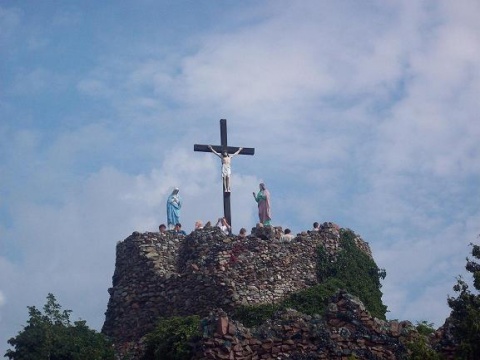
[142,315,201,360]
[405,321,442,360]
[5,293,113,360]
[317,228,387,319]
[447,242,480,359]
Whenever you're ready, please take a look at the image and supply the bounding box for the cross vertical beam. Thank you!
[220,120,230,229]
[220,119,227,150]
[194,119,255,230]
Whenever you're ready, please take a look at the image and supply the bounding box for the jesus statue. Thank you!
[208,145,243,192]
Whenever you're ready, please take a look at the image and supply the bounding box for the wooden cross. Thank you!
[194,119,255,230]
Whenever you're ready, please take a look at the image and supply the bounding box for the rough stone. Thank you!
[101,224,422,359]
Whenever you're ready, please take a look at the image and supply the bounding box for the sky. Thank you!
[1,0,479,353]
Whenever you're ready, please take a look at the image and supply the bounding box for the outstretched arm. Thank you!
[231,147,243,157]
[208,145,222,158]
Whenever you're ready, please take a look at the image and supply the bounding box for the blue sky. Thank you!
[1,0,479,353]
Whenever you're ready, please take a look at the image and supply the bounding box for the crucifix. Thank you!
[194,119,255,229]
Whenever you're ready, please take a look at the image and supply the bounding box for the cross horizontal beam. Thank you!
[193,144,255,156]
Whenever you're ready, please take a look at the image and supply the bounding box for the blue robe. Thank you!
[167,193,181,227]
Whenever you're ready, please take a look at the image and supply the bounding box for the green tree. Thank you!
[5,293,114,360]
[447,242,480,359]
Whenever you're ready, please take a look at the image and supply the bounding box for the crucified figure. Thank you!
[208,145,243,192]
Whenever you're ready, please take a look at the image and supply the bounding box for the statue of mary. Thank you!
[166,187,182,229]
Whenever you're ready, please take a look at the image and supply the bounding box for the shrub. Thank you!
[317,228,387,319]
[232,303,279,328]
[404,321,442,360]
[142,315,201,360]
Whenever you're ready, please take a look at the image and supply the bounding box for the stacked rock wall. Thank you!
[102,223,372,344]
[196,291,413,360]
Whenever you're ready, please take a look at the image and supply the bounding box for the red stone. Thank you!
[216,316,229,336]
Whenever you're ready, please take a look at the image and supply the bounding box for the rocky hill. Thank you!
[102,223,428,359]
